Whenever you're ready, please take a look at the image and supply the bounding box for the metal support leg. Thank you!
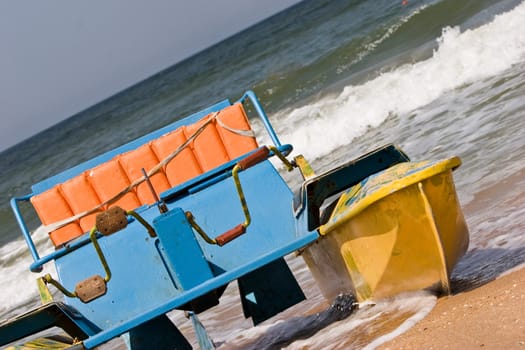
[128,314,191,350]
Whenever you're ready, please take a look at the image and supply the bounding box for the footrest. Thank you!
[75,275,107,303]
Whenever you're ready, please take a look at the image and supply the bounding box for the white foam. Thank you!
[284,291,437,350]
[0,227,57,318]
[342,4,432,71]
[221,320,285,346]
[273,1,525,161]
[362,292,436,350]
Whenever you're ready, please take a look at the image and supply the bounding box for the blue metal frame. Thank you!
[10,195,41,267]
[7,90,319,349]
[239,90,282,147]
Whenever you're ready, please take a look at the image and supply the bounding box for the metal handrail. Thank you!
[238,90,282,148]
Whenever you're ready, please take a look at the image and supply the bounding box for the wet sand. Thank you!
[102,267,525,350]
[378,267,525,350]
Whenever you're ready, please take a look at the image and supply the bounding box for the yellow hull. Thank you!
[304,157,469,302]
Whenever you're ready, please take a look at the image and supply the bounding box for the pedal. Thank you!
[75,275,107,303]
[96,206,128,235]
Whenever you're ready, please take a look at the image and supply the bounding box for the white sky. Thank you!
[0,0,301,152]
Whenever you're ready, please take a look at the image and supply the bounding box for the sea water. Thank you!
[1,0,524,348]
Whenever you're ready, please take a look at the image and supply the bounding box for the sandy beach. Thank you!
[378,267,525,350]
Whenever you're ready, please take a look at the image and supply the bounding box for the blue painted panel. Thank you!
[54,217,179,330]
[154,208,214,290]
[81,231,319,348]
[55,160,319,344]
[167,160,305,271]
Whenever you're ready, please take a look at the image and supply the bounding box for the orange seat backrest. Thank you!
[119,143,171,204]
[151,128,202,187]
[31,102,258,247]
[60,173,101,232]
[184,115,231,172]
[87,159,142,211]
[30,187,84,247]
[216,103,258,159]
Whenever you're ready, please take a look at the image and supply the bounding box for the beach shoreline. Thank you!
[377,266,525,350]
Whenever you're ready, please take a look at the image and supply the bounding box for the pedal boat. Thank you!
[2,90,469,349]
[301,157,469,302]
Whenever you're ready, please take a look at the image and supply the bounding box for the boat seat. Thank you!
[30,103,258,247]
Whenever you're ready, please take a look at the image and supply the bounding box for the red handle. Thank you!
[237,147,270,170]
[215,224,246,246]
